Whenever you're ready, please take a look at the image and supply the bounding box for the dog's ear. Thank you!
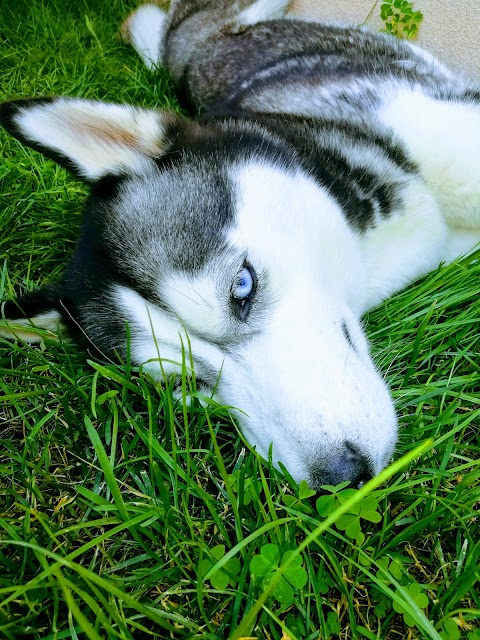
[0,97,182,181]
[0,286,65,343]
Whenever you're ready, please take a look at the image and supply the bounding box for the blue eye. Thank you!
[231,265,256,321]
[232,267,253,300]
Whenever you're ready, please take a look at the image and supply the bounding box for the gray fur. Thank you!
[157,1,478,232]
[164,2,471,113]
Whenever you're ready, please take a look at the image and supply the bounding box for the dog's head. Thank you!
[0,98,398,488]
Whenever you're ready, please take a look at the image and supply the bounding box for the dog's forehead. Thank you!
[106,158,236,274]
[101,152,303,277]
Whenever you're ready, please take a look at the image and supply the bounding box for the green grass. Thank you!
[0,0,479,638]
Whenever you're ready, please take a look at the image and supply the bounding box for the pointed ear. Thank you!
[0,97,182,181]
[0,286,65,343]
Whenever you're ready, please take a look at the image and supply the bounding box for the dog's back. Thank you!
[152,0,473,115]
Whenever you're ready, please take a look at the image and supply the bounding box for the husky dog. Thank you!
[1,0,480,489]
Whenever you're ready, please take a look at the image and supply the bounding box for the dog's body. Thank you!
[1,0,480,488]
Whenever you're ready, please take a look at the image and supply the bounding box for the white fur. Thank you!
[114,284,226,379]
[115,158,479,482]
[360,178,447,311]
[378,89,480,230]
[238,0,291,25]
[162,272,231,340]
[224,164,397,477]
[0,310,63,343]
[229,162,366,307]
[13,99,168,180]
[122,4,168,69]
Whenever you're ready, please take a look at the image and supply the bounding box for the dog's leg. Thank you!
[120,0,291,69]
[121,4,169,70]
[121,1,291,110]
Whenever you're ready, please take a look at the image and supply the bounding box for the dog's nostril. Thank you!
[309,443,373,490]
[353,462,373,488]
[345,441,373,487]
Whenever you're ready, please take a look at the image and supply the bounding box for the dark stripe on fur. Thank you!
[201,112,416,231]
[156,120,296,172]
[168,17,454,115]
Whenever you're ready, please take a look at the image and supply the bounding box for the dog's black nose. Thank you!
[309,442,373,489]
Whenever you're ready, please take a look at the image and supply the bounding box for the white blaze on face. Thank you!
[218,162,398,481]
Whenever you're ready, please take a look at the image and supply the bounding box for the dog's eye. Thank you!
[231,265,256,321]
[232,267,253,299]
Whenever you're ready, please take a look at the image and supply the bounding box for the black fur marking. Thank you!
[1,286,61,321]
[304,149,403,231]
[91,174,125,201]
[203,109,417,174]
[320,120,418,175]
[462,89,480,103]
[171,69,198,115]
[157,120,296,170]
[61,185,168,317]
[227,115,408,230]
[165,3,203,35]
[222,50,380,107]
[198,110,417,231]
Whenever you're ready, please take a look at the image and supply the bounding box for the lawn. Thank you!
[0,0,479,638]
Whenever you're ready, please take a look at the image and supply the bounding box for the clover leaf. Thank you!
[326,611,341,636]
[317,485,382,544]
[250,544,308,605]
[376,557,404,584]
[250,543,279,576]
[282,550,308,589]
[298,479,316,500]
[227,470,261,506]
[335,513,365,544]
[198,544,241,590]
[373,594,390,619]
[284,613,307,638]
[274,576,294,604]
[439,618,461,640]
[393,582,429,627]
[282,479,316,515]
[282,494,313,515]
[315,483,351,517]
[380,0,423,39]
[316,569,335,595]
